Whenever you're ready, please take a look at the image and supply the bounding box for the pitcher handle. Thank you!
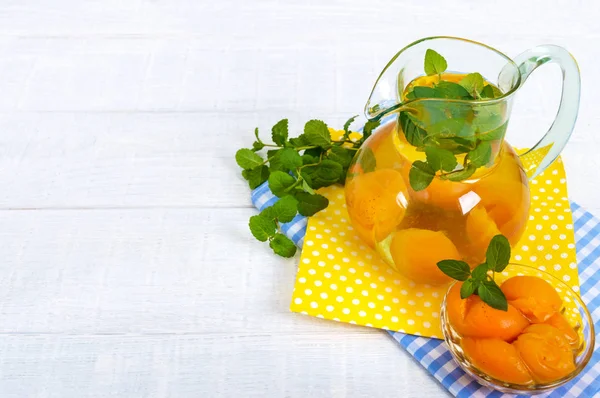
[508,45,581,179]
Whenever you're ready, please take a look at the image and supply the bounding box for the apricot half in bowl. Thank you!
[441,264,594,394]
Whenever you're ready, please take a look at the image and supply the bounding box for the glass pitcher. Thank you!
[345,37,580,286]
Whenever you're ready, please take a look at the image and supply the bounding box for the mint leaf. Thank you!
[268,171,296,197]
[296,192,329,216]
[289,135,309,148]
[440,164,476,182]
[460,279,477,299]
[478,281,508,311]
[302,180,316,195]
[409,160,435,191]
[304,120,331,148]
[270,233,297,258]
[343,115,359,139]
[435,81,471,99]
[424,49,447,76]
[252,141,264,151]
[267,150,286,172]
[471,263,489,281]
[272,119,289,146]
[425,147,457,172]
[412,86,442,99]
[480,85,495,99]
[486,234,511,272]
[262,195,298,223]
[428,118,471,138]
[437,260,471,281]
[278,148,303,170]
[249,215,277,242]
[363,119,380,141]
[467,141,492,168]
[478,122,507,141]
[302,160,343,189]
[328,146,353,168]
[460,73,485,98]
[399,112,428,147]
[358,147,376,173]
[236,148,263,170]
[243,165,269,189]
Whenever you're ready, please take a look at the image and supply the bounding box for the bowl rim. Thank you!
[441,263,596,393]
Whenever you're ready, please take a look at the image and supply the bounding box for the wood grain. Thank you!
[0,0,599,396]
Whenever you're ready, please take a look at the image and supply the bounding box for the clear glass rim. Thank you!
[441,263,595,393]
[369,36,522,119]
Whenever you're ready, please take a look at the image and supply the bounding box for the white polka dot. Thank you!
[400,308,407,314]
[544,235,551,241]
[339,275,347,281]
[423,322,431,328]
[424,301,431,308]
[529,235,536,241]
[312,251,320,256]
[342,308,350,314]
[416,311,423,316]
[327,254,334,260]
[560,253,568,259]
[545,254,552,260]
[432,312,439,318]
[432,292,439,298]
[538,265,546,271]
[330,283,337,290]
[333,264,341,270]
[324,272,332,279]
[401,289,408,295]
[566,224,573,230]
[563,275,571,282]
[573,286,579,292]
[320,292,328,299]
[330,237,337,242]
[302,259,310,264]
[359,311,367,317]
[315,280,322,286]
[346,287,353,293]
[326,305,334,312]
[294,298,302,304]
[309,226,316,231]
[554,264,561,271]
[392,297,399,303]
[569,262,577,269]
[321,243,328,249]
[514,255,522,261]
[530,256,537,261]
[351,251,358,257]
[362,290,369,296]
[408,300,416,306]
[336,247,343,253]
[349,267,356,274]
[551,224,558,230]
[310,302,318,308]
[537,245,545,251]
[370,282,377,289]
[375,313,383,320]
[336,296,344,302]
[298,277,306,283]
[534,208,541,213]
[368,302,376,309]
[306,241,314,246]
[536,225,542,230]
[352,298,360,305]
[543,215,549,220]
[349,320,356,324]
[560,234,567,240]
[355,279,363,284]
[342,257,350,263]
[391,316,399,323]
[407,319,415,325]
[522,245,529,251]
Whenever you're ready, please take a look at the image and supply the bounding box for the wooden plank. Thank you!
[0,333,445,397]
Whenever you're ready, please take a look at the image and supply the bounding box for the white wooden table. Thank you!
[0,1,599,397]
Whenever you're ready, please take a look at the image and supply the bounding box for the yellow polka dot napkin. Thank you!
[290,156,579,338]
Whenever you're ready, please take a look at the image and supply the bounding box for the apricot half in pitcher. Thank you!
[389,228,460,285]
[345,169,408,246]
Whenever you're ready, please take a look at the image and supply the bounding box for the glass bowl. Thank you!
[440,263,595,394]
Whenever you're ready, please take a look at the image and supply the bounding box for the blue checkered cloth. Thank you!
[251,184,600,397]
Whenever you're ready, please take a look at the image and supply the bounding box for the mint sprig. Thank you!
[236,116,373,257]
[404,50,505,191]
[437,234,510,311]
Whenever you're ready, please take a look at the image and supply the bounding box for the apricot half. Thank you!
[501,276,562,323]
[446,282,529,341]
[544,312,580,350]
[389,228,459,285]
[345,169,408,247]
[462,337,534,385]
[513,324,576,383]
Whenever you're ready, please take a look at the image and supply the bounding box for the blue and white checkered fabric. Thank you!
[251,185,600,397]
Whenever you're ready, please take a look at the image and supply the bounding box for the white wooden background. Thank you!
[0,1,599,397]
